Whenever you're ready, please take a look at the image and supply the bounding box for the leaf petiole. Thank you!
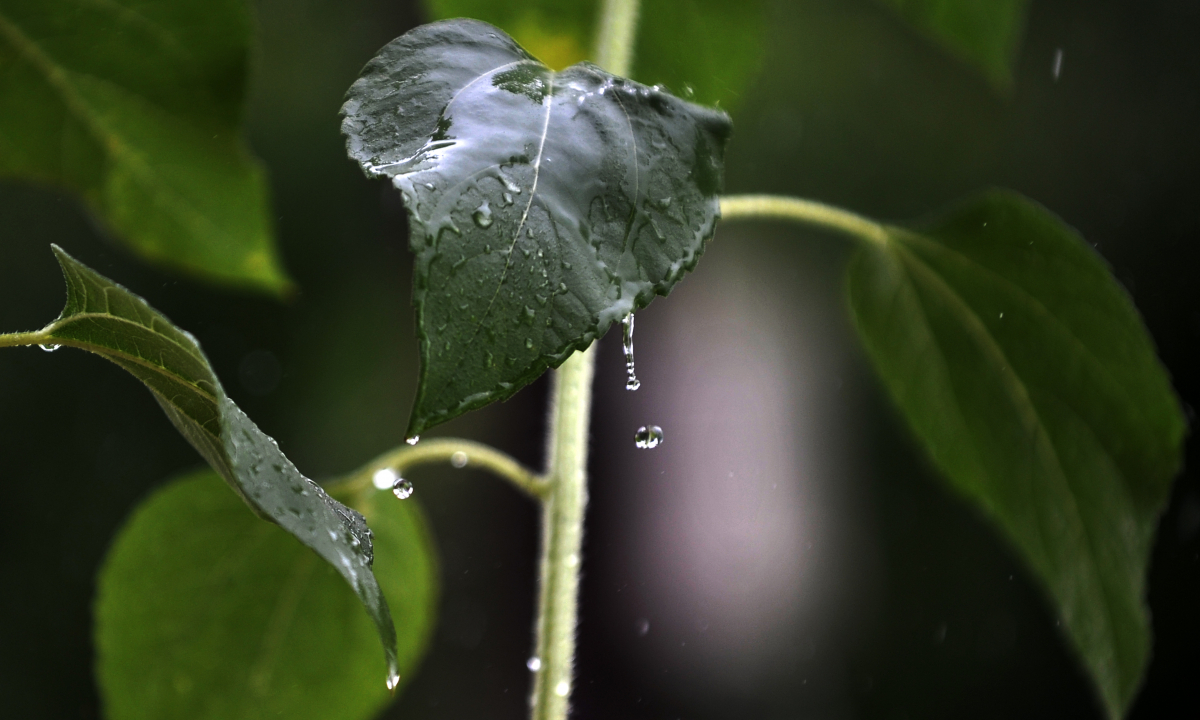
[0,331,52,348]
[720,194,889,245]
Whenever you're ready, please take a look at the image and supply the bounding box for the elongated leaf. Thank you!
[342,19,731,436]
[27,246,400,686]
[96,470,437,720]
[876,0,1029,90]
[425,0,765,108]
[846,190,1185,718]
[0,0,290,294]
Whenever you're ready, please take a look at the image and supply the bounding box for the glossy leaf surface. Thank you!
[847,190,1185,718]
[0,0,290,294]
[32,247,400,683]
[876,0,1028,90]
[342,19,731,436]
[96,470,437,720]
[425,0,765,108]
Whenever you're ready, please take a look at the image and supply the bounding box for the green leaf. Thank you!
[96,470,437,720]
[424,0,765,108]
[846,190,1185,718]
[875,0,1029,90]
[32,246,401,686]
[342,19,731,437]
[0,0,291,294]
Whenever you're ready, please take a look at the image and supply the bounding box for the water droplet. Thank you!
[636,618,650,636]
[1052,48,1064,81]
[635,425,663,449]
[566,553,579,567]
[502,192,513,205]
[472,201,493,228]
[450,451,469,468]
[386,669,400,692]
[526,656,542,671]
[39,343,61,352]
[554,680,570,697]
[392,477,414,500]
[406,436,420,445]
[622,313,640,391]
[372,468,398,490]
[525,338,534,349]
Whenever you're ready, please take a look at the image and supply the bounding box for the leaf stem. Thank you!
[0,331,51,349]
[593,0,640,77]
[326,438,548,500]
[720,194,889,245]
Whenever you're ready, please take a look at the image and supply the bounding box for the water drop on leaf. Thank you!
[472,201,493,228]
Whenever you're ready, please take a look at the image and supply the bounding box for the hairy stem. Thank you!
[325,438,547,499]
[720,194,889,245]
[0,331,51,349]
[527,2,640,719]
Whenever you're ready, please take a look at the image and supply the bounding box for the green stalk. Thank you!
[528,2,640,719]
[720,194,889,245]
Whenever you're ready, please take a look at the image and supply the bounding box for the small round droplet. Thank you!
[386,669,401,692]
[406,436,420,446]
[450,451,469,468]
[634,425,663,449]
[554,680,570,697]
[472,201,493,228]
[39,343,61,352]
[392,477,414,500]
[526,656,542,671]
[372,468,398,490]
[525,338,534,349]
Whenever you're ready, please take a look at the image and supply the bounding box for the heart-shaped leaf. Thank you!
[17,246,400,687]
[96,470,437,720]
[847,190,1185,718]
[0,0,290,294]
[342,19,732,436]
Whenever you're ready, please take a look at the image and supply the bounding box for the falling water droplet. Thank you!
[526,656,542,671]
[392,476,414,500]
[450,451,469,468]
[406,436,420,445]
[39,343,61,352]
[472,201,493,228]
[386,669,400,692]
[622,313,640,391]
[372,468,398,490]
[635,425,663,449]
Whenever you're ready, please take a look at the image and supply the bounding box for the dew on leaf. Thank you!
[472,201,493,228]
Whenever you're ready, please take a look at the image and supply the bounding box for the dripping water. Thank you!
[622,313,640,391]
[635,425,663,449]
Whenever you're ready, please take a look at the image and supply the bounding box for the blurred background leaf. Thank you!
[875,0,1030,90]
[96,470,438,720]
[0,0,291,294]
[847,190,1185,717]
[424,0,766,108]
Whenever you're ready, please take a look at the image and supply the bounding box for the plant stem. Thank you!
[720,194,889,245]
[325,438,548,499]
[0,331,50,349]
[526,2,640,719]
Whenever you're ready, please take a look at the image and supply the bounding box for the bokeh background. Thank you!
[2,0,1198,718]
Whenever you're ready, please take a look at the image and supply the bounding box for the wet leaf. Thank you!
[342,19,732,437]
[96,470,437,720]
[0,0,290,294]
[32,246,400,684]
[847,190,1185,718]
[876,0,1029,90]
[425,0,765,108]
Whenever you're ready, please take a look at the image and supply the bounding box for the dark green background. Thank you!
[1,0,1196,718]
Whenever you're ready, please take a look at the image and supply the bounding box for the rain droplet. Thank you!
[635,425,663,449]
[554,680,570,697]
[526,656,542,671]
[450,451,468,468]
[406,436,420,445]
[386,669,400,692]
[472,201,493,228]
[372,468,398,490]
[392,476,414,500]
[39,344,61,352]
[622,313,640,391]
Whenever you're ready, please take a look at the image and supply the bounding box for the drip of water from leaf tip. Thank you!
[621,313,640,391]
[386,669,401,693]
[406,436,420,445]
[635,425,663,449]
[372,468,398,490]
[392,477,414,500]
[526,656,542,671]
[472,201,493,228]
[39,344,61,352]
[450,451,469,468]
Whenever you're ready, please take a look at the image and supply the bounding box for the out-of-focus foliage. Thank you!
[424,0,765,108]
[0,0,290,294]
[876,0,1029,90]
[847,190,1185,718]
[96,470,438,720]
